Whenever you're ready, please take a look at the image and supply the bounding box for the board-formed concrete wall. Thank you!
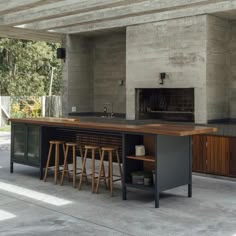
[126,15,208,123]
[206,15,231,121]
[206,16,236,121]
[93,32,126,114]
[63,32,126,115]
[230,22,236,119]
[63,14,236,123]
[63,35,93,114]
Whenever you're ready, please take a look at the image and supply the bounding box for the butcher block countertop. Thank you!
[9,118,217,136]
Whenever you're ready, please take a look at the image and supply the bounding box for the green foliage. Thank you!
[0,125,11,131]
[11,97,42,118]
[0,38,62,96]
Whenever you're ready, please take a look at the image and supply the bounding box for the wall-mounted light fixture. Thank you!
[160,72,166,85]
[57,48,66,61]
[118,79,124,86]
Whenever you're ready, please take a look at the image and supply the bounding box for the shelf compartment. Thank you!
[149,110,193,114]
[127,155,155,162]
[125,183,154,192]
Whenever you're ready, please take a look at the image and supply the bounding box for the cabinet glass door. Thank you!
[27,126,40,164]
[13,125,26,161]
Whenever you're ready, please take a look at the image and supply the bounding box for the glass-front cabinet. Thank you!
[12,124,41,166]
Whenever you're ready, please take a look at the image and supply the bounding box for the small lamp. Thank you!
[160,72,166,85]
[57,48,66,61]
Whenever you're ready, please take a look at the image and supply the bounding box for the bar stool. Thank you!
[43,140,66,184]
[96,147,123,196]
[78,145,107,193]
[60,142,88,188]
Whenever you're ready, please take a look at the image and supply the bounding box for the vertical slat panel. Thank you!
[207,136,229,176]
[192,135,207,173]
[53,128,122,161]
[207,136,214,174]
[143,135,155,171]
[229,137,236,177]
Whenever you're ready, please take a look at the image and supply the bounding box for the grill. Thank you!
[136,88,194,121]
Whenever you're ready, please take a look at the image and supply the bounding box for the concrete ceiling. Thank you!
[0,0,236,42]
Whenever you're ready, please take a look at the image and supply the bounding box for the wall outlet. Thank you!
[72,106,76,112]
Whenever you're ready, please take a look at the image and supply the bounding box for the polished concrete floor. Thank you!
[0,145,236,235]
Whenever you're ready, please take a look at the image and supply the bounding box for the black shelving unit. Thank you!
[122,133,192,208]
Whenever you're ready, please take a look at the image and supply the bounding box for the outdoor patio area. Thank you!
[0,143,236,236]
[2,1,236,235]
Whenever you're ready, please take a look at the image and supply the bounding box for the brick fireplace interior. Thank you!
[136,88,194,122]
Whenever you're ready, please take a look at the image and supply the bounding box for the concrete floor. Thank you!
[0,146,236,235]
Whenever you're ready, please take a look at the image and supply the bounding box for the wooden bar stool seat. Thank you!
[96,146,123,196]
[66,142,78,146]
[60,142,88,188]
[84,145,99,149]
[101,147,116,151]
[43,140,66,184]
[78,145,107,193]
[50,140,64,145]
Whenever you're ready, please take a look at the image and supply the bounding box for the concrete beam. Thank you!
[0,0,147,26]
[53,0,236,34]
[0,26,62,42]
[23,0,215,30]
[0,0,62,14]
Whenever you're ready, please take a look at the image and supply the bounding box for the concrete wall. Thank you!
[206,16,236,121]
[93,33,126,114]
[126,15,208,123]
[206,15,231,121]
[63,33,126,115]
[63,15,235,123]
[230,22,236,119]
[63,35,93,115]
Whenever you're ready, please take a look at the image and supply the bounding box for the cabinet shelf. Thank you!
[127,155,155,162]
[125,183,154,192]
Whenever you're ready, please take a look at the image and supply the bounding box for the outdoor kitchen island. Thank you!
[9,118,216,208]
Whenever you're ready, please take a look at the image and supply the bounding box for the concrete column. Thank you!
[63,34,93,115]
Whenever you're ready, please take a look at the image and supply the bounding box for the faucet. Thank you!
[103,102,114,118]
[103,106,108,117]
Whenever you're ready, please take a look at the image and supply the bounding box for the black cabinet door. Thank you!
[12,124,27,162]
[229,138,236,177]
[12,124,41,166]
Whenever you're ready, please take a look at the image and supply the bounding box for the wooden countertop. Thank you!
[9,118,217,136]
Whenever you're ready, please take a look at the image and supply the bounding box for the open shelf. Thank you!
[149,110,193,114]
[125,183,154,192]
[127,155,155,162]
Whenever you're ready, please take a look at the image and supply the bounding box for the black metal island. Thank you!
[9,118,216,208]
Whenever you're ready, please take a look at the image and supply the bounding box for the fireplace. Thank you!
[136,88,194,121]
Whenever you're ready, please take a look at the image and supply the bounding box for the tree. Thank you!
[0,38,62,96]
